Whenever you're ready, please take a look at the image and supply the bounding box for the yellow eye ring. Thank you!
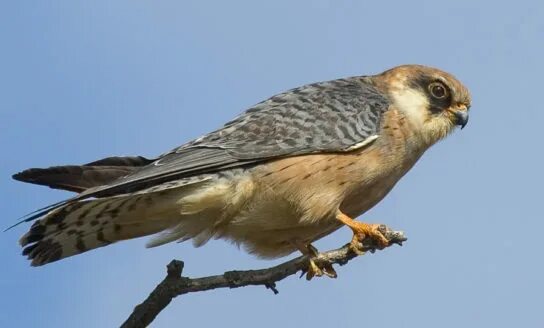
[428,82,448,99]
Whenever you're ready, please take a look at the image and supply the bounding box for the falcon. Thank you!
[12,64,471,278]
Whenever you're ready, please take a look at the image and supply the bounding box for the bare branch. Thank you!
[120,225,406,328]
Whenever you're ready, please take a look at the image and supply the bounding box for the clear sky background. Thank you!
[1,1,543,327]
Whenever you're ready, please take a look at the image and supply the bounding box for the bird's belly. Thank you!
[213,146,419,259]
[340,176,400,219]
[220,180,398,259]
[220,199,343,259]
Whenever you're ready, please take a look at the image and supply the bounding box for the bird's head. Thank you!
[376,64,471,147]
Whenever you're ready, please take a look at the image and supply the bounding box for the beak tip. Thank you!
[455,111,469,129]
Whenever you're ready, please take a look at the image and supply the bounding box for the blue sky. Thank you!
[1,1,543,327]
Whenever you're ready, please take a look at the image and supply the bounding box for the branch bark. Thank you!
[120,225,406,328]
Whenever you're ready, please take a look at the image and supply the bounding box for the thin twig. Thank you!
[120,225,406,328]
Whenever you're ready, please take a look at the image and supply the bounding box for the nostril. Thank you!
[456,103,470,112]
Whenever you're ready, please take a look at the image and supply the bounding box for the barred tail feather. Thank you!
[20,192,180,266]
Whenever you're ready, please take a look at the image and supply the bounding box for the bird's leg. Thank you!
[336,210,389,255]
[292,240,337,280]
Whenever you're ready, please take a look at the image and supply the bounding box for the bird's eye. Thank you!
[428,82,448,99]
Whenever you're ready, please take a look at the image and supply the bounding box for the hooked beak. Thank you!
[454,108,469,129]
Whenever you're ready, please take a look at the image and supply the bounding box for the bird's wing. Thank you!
[12,77,389,225]
[82,77,389,196]
[12,156,153,192]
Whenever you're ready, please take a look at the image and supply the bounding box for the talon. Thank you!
[320,262,337,278]
[336,211,390,251]
[306,259,324,280]
[348,236,366,256]
[356,223,389,249]
[291,240,337,280]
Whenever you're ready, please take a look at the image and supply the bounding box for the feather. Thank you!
[12,156,153,193]
[19,175,213,266]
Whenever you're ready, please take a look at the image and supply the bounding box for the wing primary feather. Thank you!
[11,76,390,227]
[63,77,389,199]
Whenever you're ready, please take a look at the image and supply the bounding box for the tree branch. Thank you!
[120,225,407,328]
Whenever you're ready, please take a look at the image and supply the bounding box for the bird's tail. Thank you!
[12,156,153,193]
[20,190,182,266]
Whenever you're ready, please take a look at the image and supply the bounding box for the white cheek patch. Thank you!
[390,87,429,128]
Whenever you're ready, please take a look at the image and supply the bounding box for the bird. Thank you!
[12,64,471,278]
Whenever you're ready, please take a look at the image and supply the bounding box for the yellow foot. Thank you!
[306,258,324,280]
[348,236,366,256]
[336,211,389,254]
[305,257,337,280]
[293,241,337,280]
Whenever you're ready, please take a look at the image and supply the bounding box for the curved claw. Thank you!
[292,240,338,280]
[336,211,390,251]
[305,259,324,280]
[356,223,389,249]
[320,262,337,278]
[348,239,366,256]
[305,258,337,280]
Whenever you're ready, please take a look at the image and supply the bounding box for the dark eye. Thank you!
[428,82,448,99]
